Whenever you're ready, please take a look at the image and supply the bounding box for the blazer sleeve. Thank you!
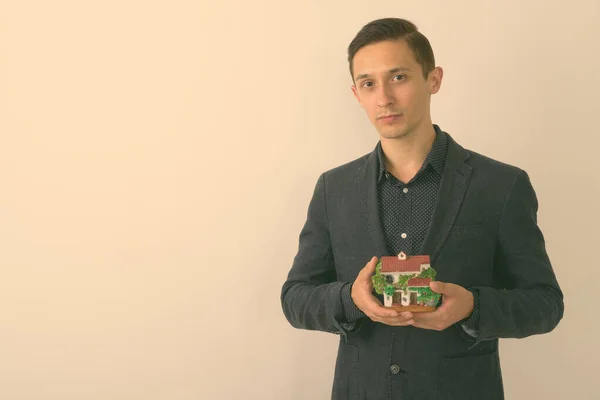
[280,173,361,339]
[466,169,564,348]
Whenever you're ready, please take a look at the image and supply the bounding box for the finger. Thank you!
[355,256,378,284]
[429,281,444,294]
[360,256,378,277]
[360,294,398,317]
[411,312,440,329]
[412,309,448,331]
[372,310,413,321]
[412,319,447,331]
[362,296,399,318]
[371,314,414,326]
[430,281,457,296]
[388,318,414,326]
[378,318,415,327]
[411,320,432,329]
[412,308,443,322]
[377,311,414,325]
[411,315,434,327]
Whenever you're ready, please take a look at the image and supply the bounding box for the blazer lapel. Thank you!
[357,146,389,257]
[420,133,472,263]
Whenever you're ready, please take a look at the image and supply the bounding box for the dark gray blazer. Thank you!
[280,130,564,400]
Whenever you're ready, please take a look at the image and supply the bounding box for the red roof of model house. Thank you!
[380,253,431,273]
[407,277,432,287]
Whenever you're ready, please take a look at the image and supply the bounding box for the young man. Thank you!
[281,18,563,399]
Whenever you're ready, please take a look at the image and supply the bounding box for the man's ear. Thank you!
[428,66,443,94]
[351,85,361,104]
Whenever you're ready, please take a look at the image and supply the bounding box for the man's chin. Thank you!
[379,129,409,140]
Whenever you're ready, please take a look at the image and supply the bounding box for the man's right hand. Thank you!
[350,256,415,326]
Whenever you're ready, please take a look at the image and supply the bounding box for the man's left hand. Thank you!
[412,281,474,331]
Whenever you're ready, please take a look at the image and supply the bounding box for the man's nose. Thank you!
[376,85,394,107]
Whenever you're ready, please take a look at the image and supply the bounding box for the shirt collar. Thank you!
[376,124,448,183]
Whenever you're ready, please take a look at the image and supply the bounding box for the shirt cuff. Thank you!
[460,289,480,337]
[340,282,367,324]
[461,323,479,337]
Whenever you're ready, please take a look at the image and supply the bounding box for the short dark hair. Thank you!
[347,18,436,81]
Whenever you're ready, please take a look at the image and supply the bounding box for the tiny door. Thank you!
[410,292,417,305]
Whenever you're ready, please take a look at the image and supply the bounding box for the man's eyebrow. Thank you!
[354,67,412,81]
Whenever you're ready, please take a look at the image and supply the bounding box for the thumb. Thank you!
[362,256,378,277]
[430,281,453,295]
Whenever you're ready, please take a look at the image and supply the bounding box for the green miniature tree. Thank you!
[412,287,442,306]
[396,273,415,291]
[372,260,387,295]
[418,267,436,280]
[384,285,396,297]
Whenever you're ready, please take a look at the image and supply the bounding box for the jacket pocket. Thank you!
[437,351,503,400]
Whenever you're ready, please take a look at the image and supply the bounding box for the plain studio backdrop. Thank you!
[1,1,598,399]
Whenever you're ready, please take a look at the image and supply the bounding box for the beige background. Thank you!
[1,0,598,399]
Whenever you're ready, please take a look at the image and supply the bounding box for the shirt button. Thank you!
[401,233,407,239]
[390,365,400,375]
[403,188,408,193]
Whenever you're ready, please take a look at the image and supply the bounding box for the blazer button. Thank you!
[390,364,400,375]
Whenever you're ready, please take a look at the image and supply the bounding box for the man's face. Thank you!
[351,39,442,140]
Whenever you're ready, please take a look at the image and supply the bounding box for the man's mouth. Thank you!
[378,114,403,122]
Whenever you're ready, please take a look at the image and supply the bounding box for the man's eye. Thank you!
[362,82,373,88]
[394,75,405,81]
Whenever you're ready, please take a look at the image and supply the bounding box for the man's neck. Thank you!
[380,123,436,183]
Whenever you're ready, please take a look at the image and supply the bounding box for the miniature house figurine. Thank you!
[371,251,441,312]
